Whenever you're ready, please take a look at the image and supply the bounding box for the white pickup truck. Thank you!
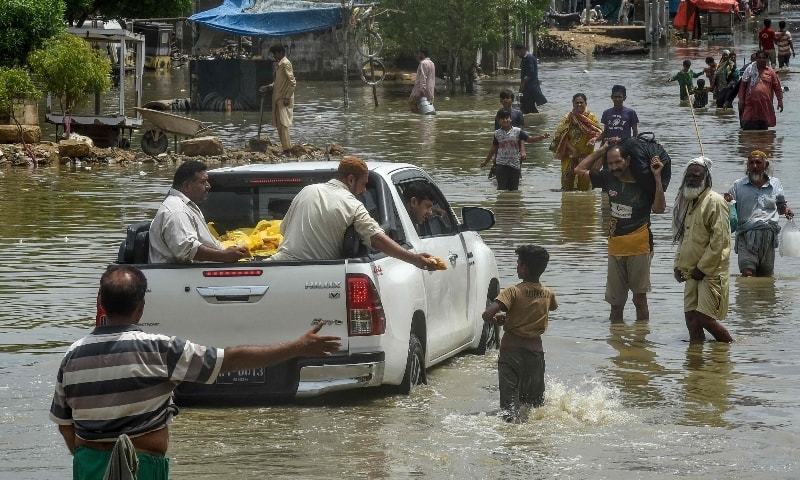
[117,161,500,402]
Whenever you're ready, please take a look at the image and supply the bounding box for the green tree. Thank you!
[65,0,192,27]
[28,33,111,135]
[378,0,548,94]
[0,67,41,163]
[0,0,65,67]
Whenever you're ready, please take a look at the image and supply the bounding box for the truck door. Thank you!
[393,179,471,359]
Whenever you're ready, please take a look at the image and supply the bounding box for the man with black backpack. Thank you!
[575,143,666,322]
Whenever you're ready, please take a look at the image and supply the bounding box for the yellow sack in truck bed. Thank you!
[212,220,284,258]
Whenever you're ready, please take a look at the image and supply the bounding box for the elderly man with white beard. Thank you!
[672,157,734,343]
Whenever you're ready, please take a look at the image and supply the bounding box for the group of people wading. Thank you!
[482,66,793,347]
[665,20,789,130]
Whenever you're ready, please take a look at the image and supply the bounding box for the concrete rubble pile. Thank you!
[0,137,345,167]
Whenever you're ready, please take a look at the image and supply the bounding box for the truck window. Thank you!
[394,179,458,238]
[200,172,392,243]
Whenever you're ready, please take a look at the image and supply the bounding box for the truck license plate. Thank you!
[215,367,266,384]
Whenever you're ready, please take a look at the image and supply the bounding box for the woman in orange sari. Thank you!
[550,93,603,191]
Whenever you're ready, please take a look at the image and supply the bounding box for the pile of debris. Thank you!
[536,34,579,58]
[0,134,345,168]
[593,42,649,56]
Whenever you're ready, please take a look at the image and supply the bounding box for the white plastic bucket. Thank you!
[418,97,436,115]
[779,220,800,257]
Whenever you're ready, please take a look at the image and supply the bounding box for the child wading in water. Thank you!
[481,111,548,191]
[494,88,525,130]
[692,78,711,108]
[669,59,701,104]
[482,245,558,423]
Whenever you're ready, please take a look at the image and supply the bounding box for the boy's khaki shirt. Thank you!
[496,282,558,351]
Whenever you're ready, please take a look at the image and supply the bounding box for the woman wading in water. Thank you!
[550,93,603,191]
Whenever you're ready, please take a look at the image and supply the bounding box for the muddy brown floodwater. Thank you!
[1,30,799,479]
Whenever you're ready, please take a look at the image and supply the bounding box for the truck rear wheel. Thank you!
[476,320,500,354]
[476,279,501,354]
[397,334,425,394]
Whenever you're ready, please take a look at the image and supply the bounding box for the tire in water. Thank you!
[397,334,425,394]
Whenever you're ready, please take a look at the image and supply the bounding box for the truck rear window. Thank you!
[201,171,389,235]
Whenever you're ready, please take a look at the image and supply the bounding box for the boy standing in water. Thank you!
[600,85,639,145]
[494,89,525,130]
[481,110,548,191]
[669,59,702,104]
[776,20,795,69]
[703,56,717,87]
[483,245,557,423]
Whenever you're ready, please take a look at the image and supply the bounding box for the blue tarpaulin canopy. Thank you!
[190,0,344,37]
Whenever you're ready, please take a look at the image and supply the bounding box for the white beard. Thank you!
[748,172,765,183]
[682,185,705,200]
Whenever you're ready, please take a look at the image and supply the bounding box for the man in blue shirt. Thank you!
[600,84,639,145]
[725,150,794,276]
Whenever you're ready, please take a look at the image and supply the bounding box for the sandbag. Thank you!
[779,219,800,257]
[618,133,672,193]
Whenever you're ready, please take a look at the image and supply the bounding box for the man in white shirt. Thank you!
[149,160,249,263]
[272,156,437,270]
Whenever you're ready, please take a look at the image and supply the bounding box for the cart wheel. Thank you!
[141,129,168,155]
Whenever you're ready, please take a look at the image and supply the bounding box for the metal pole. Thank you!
[119,39,126,117]
[341,0,350,109]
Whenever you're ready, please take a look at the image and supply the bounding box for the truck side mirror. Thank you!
[461,207,495,232]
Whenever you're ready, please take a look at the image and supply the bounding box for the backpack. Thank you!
[618,133,672,194]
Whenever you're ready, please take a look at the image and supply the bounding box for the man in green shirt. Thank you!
[669,59,701,102]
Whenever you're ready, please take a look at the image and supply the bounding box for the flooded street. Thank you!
[2,31,800,478]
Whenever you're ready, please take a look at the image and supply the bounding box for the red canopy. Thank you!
[673,0,738,32]
[692,0,739,13]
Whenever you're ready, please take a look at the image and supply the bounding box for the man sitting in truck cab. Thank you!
[271,156,438,270]
[402,182,435,233]
[149,160,250,264]
[401,181,451,237]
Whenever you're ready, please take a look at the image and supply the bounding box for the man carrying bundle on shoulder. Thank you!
[574,142,666,322]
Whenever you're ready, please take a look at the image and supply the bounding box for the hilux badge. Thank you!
[311,318,343,326]
[305,281,342,289]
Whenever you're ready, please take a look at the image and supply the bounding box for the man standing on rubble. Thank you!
[263,44,296,151]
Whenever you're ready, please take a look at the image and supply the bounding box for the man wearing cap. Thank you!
[672,157,733,343]
[724,150,794,276]
[271,156,437,269]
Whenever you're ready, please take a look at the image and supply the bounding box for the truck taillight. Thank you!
[346,274,385,336]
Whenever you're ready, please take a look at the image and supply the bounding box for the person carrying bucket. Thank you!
[724,150,794,277]
[409,48,435,114]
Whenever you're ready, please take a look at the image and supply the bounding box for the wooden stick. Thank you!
[685,85,704,157]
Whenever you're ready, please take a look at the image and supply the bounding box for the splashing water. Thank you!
[530,377,633,428]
